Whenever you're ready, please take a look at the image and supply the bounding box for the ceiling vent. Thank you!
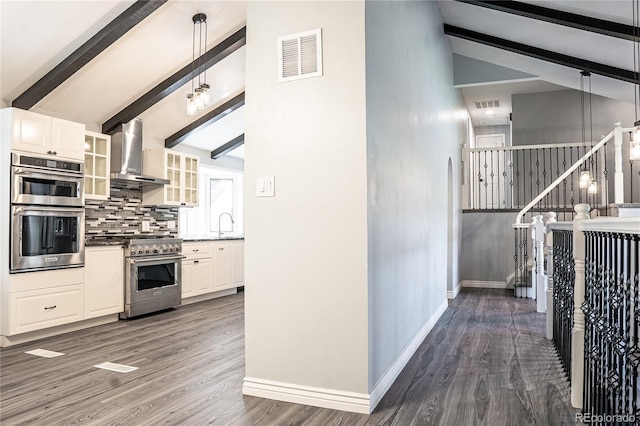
[278,29,323,82]
[473,99,501,109]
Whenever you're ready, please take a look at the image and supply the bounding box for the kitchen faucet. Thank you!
[218,212,234,238]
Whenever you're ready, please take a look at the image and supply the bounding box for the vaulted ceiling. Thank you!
[1,0,636,154]
[438,0,637,127]
[0,0,247,159]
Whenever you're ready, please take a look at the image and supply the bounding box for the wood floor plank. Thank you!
[1,288,578,425]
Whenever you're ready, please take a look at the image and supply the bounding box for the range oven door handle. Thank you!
[129,255,184,264]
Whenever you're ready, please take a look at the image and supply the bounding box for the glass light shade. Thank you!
[579,170,591,189]
[194,88,205,110]
[200,83,210,106]
[631,141,640,161]
[587,180,597,194]
[186,94,197,116]
[634,128,640,144]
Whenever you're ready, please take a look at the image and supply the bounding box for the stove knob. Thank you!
[154,248,160,253]
[145,249,151,254]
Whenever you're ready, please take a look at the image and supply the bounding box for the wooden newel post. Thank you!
[571,203,590,408]
[545,211,557,339]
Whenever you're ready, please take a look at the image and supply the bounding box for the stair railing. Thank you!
[515,126,616,225]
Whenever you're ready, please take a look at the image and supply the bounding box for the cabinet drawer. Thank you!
[10,285,83,335]
[183,242,211,257]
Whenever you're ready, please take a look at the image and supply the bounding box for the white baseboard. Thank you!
[368,299,448,411]
[461,280,507,289]
[180,288,237,306]
[243,299,449,415]
[242,377,371,414]
[1,314,118,348]
[447,282,462,299]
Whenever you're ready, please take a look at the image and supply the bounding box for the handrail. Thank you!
[515,128,615,225]
[465,141,585,153]
[547,221,573,231]
[579,216,640,234]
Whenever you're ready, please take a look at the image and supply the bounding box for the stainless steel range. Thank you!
[121,238,183,319]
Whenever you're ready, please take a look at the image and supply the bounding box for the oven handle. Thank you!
[129,255,184,264]
[13,166,83,178]
[13,206,84,215]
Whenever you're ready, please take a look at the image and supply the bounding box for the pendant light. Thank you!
[578,71,597,193]
[186,13,211,116]
[632,0,640,160]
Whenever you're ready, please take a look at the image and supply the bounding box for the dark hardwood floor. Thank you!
[0,288,578,425]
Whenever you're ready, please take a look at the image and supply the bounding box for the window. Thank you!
[178,164,243,238]
[210,178,234,233]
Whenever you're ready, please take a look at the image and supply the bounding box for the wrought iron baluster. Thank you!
[490,149,495,208]
[483,150,489,209]
[508,150,514,209]
[555,147,560,210]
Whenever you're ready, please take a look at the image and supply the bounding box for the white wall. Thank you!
[243,0,370,406]
[365,0,463,390]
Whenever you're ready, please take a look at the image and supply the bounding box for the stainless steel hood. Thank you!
[110,119,169,185]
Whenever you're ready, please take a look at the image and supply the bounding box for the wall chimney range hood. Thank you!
[110,119,169,185]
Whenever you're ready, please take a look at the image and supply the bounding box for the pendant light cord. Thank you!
[635,0,639,123]
[580,73,585,153]
[191,18,196,94]
[203,19,208,86]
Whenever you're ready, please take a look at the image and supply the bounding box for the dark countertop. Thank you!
[182,236,245,242]
[85,236,244,246]
[85,240,126,247]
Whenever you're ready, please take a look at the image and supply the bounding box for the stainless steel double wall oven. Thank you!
[10,153,85,272]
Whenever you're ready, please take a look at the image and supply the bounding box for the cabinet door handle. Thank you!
[52,151,57,155]
[44,305,57,310]
[218,247,224,251]
[47,150,52,154]
[194,260,199,264]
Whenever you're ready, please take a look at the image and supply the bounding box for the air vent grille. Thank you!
[278,29,323,82]
[473,99,501,109]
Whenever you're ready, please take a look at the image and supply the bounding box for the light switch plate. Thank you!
[142,221,150,232]
[257,176,275,197]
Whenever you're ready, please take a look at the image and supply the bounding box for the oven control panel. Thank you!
[126,238,182,258]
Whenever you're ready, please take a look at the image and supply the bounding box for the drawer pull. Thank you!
[44,305,57,311]
[218,247,224,251]
[194,260,199,264]
[193,249,199,252]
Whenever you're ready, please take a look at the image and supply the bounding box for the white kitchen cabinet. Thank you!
[230,240,245,287]
[9,284,84,335]
[84,246,123,319]
[182,239,244,300]
[142,149,199,207]
[182,242,213,298]
[2,268,84,338]
[6,108,85,161]
[84,131,111,200]
[212,242,230,291]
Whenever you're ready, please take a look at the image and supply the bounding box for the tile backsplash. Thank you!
[85,181,178,242]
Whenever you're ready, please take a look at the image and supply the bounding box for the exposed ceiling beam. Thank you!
[12,0,167,110]
[210,134,244,159]
[165,92,245,148]
[103,26,247,134]
[454,0,637,41]
[443,24,637,84]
